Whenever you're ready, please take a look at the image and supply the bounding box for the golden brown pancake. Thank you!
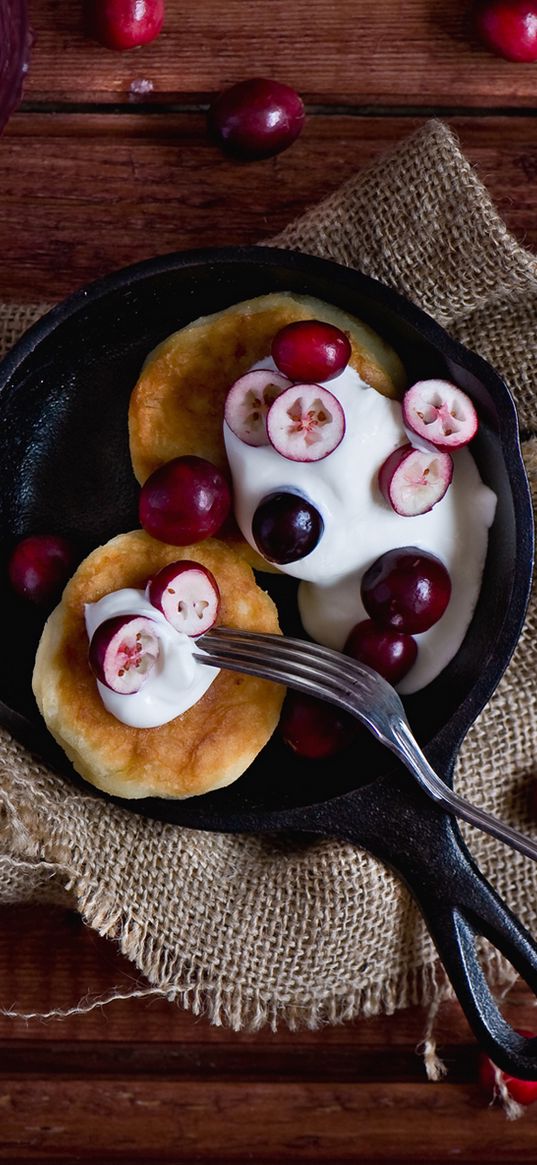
[128,292,406,571]
[33,531,284,800]
[129,292,406,484]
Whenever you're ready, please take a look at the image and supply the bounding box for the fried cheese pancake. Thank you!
[128,292,406,486]
[33,531,284,800]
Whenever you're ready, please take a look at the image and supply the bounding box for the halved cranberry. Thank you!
[272,319,351,383]
[89,614,161,694]
[361,547,451,634]
[147,560,220,636]
[344,619,417,685]
[139,456,231,545]
[87,0,165,51]
[378,443,453,516]
[266,384,345,462]
[224,368,291,446]
[208,77,305,160]
[252,491,324,564]
[280,691,359,758]
[403,380,478,451]
[8,534,76,607]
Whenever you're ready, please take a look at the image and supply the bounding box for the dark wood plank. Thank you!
[0,113,535,303]
[1,1077,536,1162]
[22,0,537,107]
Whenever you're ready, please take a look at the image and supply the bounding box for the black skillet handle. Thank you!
[327,776,537,1079]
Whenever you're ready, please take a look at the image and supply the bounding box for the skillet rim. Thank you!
[0,244,533,824]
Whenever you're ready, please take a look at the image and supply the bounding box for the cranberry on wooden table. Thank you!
[473,0,537,60]
[87,0,165,51]
[208,77,305,160]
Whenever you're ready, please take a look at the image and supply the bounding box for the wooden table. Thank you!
[1,2,537,1159]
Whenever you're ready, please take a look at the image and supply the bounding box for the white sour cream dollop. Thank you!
[85,588,219,728]
[224,359,497,694]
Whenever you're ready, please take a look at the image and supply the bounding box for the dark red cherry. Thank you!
[344,619,417,685]
[474,0,537,61]
[361,547,451,634]
[8,534,76,606]
[139,456,231,546]
[280,691,359,759]
[272,320,352,383]
[208,77,305,160]
[87,0,165,51]
[252,492,323,564]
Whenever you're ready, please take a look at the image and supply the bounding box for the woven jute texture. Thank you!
[1,119,537,1030]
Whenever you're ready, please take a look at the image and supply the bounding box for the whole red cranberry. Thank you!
[88,0,165,51]
[344,620,417,685]
[8,534,76,606]
[280,691,359,759]
[208,77,305,160]
[361,547,451,635]
[474,0,537,61]
[139,456,231,546]
[479,1031,537,1105]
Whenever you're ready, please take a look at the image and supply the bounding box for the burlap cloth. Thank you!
[2,120,537,1035]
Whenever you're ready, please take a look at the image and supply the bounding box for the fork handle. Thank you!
[391,717,537,862]
[332,777,537,1080]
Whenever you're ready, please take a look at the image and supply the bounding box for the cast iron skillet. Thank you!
[0,246,536,1078]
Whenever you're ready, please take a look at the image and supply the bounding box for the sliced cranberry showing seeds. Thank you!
[344,619,418,685]
[479,1030,537,1106]
[87,0,165,51]
[147,560,220,637]
[403,380,478,451]
[8,534,76,607]
[378,443,453,517]
[271,319,352,383]
[361,547,452,634]
[89,614,161,694]
[266,384,345,463]
[224,368,291,446]
[139,456,231,545]
[280,691,359,759]
[474,0,537,61]
[252,491,324,564]
[208,77,305,160]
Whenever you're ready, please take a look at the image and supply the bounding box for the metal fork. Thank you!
[194,627,537,862]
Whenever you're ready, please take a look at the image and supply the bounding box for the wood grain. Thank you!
[0,113,535,302]
[22,0,537,107]
[1,1076,537,1161]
